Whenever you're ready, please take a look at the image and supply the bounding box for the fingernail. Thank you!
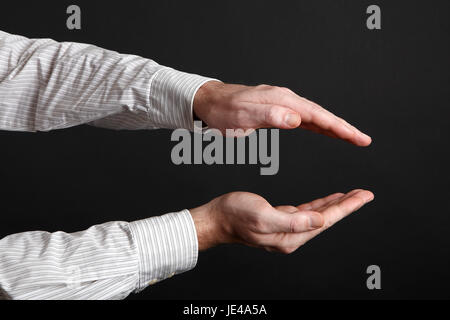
[285,113,300,127]
[309,214,323,229]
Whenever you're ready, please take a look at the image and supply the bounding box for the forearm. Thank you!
[0,30,214,132]
[0,210,198,300]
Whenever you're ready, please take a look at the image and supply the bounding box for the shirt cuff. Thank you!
[129,209,198,292]
[148,67,219,131]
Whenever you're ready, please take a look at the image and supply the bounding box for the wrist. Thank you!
[189,201,225,251]
[193,80,224,124]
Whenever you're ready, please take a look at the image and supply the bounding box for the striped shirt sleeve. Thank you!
[0,30,210,299]
[0,210,198,300]
[0,30,215,132]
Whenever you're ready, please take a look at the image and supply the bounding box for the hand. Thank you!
[189,189,374,253]
[194,81,372,146]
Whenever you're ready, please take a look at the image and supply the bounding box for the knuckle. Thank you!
[289,216,308,233]
[280,87,293,94]
[270,86,284,94]
[270,86,291,104]
[289,218,297,233]
[256,84,271,90]
[253,198,270,212]
[264,106,278,125]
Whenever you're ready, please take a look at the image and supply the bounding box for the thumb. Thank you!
[257,104,301,129]
[265,208,324,233]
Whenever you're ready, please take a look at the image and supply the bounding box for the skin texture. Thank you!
[190,190,374,253]
[191,82,374,254]
[194,81,372,145]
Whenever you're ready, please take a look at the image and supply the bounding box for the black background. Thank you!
[0,0,449,299]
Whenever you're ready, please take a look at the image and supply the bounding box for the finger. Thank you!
[248,102,301,129]
[262,208,324,234]
[295,95,372,146]
[306,190,374,238]
[314,189,368,212]
[253,86,371,145]
[278,190,374,250]
[299,122,340,140]
[303,97,371,142]
[301,122,362,146]
[320,190,374,226]
[274,205,299,213]
[306,108,366,146]
[280,93,372,146]
[301,121,371,146]
[296,192,345,211]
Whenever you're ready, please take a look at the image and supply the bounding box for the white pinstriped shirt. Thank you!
[0,30,215,300]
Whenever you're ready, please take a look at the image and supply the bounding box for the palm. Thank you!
[272,190,372,252]
[217,190,373,254]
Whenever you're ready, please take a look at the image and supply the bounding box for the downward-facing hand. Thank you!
[194,82,372,146]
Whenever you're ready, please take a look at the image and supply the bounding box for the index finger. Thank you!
[319,189,374,228]
[280,190,374,249]
[281,92,372,146]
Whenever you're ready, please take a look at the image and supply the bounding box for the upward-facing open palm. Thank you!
[191,189,374,253]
